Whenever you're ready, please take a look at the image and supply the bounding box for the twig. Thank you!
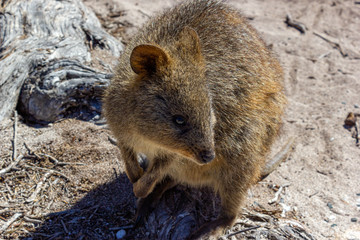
[0,208,10,215]
[285,14,307,34]
[313,31,347,57]
[309,191,319,198]
[243,211,272,223]
[39,153,85,166]
[23,216,42,224]
[225,226,261,238]
[355,120,359,146]
[0,154,24,177]
[0,202,18,208]
[26,170,54,203]
[109,225,134,231]
[108,136,117,146]
[12,111,18,161]
[138,9,150,18]
[0,212,23,234]
[24,142,84,166]
[269,184,290,204]
[24,165,69,180]
[61,219,69,234]
[5,183,13,195]
[318,51,332,60]
[88,205,100,221]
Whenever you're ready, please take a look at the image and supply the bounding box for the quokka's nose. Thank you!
[199,150,216,163]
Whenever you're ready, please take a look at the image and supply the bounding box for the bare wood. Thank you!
[0,202,18,208]
[225,226,260,238]
[0,208,11,215]
[243,211,273,223]
[0,155,24,177]
[26,170,54,203]
[0,0,123,123]
[23,216,42,224]
[38,153,85,166]
[23,165,69,181]
[268,184,290,204]
[0,212,23,234]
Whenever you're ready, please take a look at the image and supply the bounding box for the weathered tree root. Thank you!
[0,0,123,123]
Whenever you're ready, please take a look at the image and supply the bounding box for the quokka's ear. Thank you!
[177,26,203,60]
[130,44,169,75]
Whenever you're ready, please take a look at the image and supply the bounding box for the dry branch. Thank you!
[0,212,23,234]
[225,225,260,238]
[23,216,42,224]
[24,165,69,181]
[0,155,24,177]
[39,153,85,166]
[26,170,54,203]
[313,31,347,57]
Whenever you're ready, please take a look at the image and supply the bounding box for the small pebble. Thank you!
[330,224,337,228]
[351,218,357,222]
[327,202,333,209]
[355,104,359,108]
[116,229,126,239]
[330,137,334,142]
[341,101,346,105]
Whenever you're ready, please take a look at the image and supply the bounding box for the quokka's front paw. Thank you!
[133,174,158,198]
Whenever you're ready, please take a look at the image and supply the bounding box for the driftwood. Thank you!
[0,0,123,123]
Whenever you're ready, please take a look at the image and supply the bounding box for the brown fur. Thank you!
[103,0,286,239]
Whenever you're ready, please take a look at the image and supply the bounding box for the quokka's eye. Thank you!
[173,115,186,126]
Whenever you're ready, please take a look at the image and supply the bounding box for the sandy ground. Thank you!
[1,0,360,239]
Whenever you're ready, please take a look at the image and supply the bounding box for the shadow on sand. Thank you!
[23,173,218,240]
